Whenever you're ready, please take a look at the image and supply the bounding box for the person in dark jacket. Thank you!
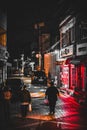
[45,81,59,115]
[20,85,31,117]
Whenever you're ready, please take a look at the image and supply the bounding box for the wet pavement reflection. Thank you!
[1,90,87,130]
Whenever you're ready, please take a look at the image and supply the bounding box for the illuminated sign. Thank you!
[60,45,73,57]
[76,43,87,56]
[55,61,64,65]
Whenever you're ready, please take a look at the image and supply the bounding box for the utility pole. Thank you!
[34,22,45,70]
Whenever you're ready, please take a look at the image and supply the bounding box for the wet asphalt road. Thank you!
[1,85,87,130]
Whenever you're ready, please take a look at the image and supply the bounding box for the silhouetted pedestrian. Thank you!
[45,81,59,115]
[2,85,12,121]
[20,85,31,117]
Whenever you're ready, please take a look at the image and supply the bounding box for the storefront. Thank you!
[59,45,76,90]
[75,43,87,92]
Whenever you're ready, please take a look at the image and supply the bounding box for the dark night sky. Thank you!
[7,0,66,61]
[1,0,87,62]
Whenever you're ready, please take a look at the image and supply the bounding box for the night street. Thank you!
[1,89,87,130]
[0,1,87,130]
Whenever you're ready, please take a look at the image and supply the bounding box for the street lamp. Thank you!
[20,54,24,75]
[34,22,45,70]
[14,59,19,70]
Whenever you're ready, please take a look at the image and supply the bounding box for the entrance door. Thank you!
[60,65,69,89]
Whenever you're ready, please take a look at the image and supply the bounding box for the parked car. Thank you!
[5,77,24,102]
[31,70,47,85]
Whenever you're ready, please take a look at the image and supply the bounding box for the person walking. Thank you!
[20,85,31,117]
[45,81,59,115]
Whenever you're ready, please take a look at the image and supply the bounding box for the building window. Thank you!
[0,33,6,46]
[60,17,75,48]
[62,30,69,47]
[80,22,87,41]
[61,26,75,48]
[70,26,75,43]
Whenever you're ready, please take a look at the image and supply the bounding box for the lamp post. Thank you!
[34,22,45,70]
[20,54,24,75]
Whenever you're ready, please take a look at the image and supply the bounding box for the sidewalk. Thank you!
[59,87,87,105]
